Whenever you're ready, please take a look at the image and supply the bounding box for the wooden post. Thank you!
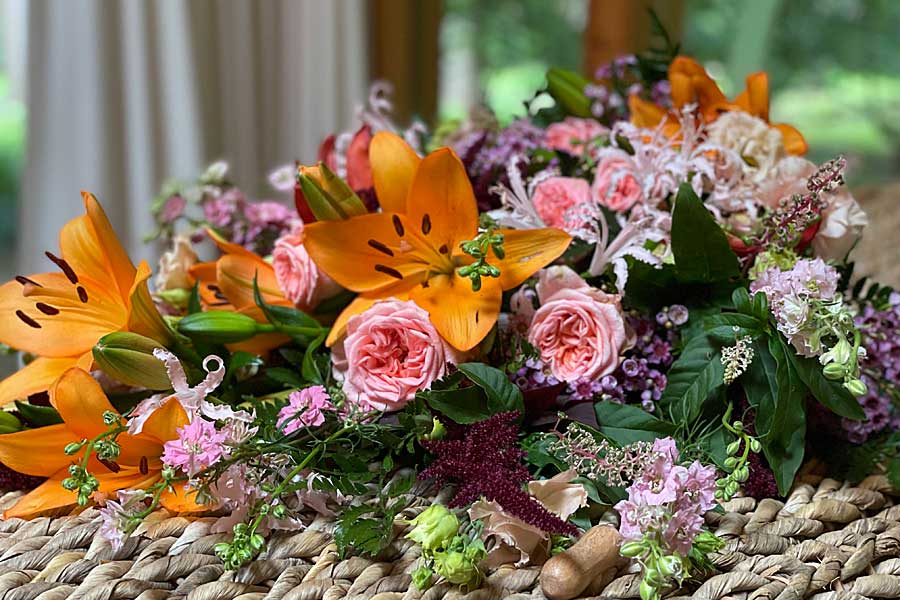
[584,0,684,78]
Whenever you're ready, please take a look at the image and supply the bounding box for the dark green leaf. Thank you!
[457,362,524,415]
[334,516,388,557]
[785,348,866,420]
[226,351,263,382]
[732,287,752,314]
[253,276,323,343]
[301,333,328,384]
[743,339,779,435]
[670,183,740,283]
[188,282,202,314]
[658,333,724,423]
[594,401,675,445]
[623,260,680,310]
[14,401,63,426]
[763,336,808,495]
[266,367,304,388]
[419,385,491,424]
[703,312,764,341]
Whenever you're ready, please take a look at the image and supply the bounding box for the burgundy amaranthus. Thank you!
[420,411,578,535]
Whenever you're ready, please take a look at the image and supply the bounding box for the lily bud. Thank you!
[297,163,367,221]
[0,410,21,434]
[546,68,593,118]
[822,362,847,380]
[178,311,270,344]
[844,378,868,397]
[405,505,459,552]
[93,332,172,390]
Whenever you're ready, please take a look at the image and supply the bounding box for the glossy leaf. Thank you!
[670,184,740,283]
[594,401,675,445]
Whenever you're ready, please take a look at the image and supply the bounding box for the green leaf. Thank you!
[658,333,725,423]
[301,333,328,384]
[457,363,524,415]
[670,183,740,283]
[334,516,388,557]
[732,287,752,315]
[188,282,202,314]
[703,312,765,341]
[594,401,675,445]
[266,367,304,388]
[14,401,63,427]
[226,351,263,382]
[785,348,866,420]
[253,276,324,343]
[419,385,492,424]
[702,426,734,470]
[623,260,680,310]
[545,67,593,118]
[763,336,808,495]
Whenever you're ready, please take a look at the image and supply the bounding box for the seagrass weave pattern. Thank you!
[0,474,897,600]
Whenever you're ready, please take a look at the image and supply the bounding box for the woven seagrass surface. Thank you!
[0,475,898,600]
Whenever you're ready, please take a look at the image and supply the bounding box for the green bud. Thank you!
[61,477,78,491]
[297,163,367,221]
[157,288,192,309]
[723,456,738,470]
[249,534,266,551]
[433,548,481,586]
[178,311,270,344]
[406,505,459,552]
[424,417,446,441]
[657,555,682,579]
[620,540,646,558]
[0,410,22,434]
[725,440,741,456]
[821,338,853,367]
[693,531,725,553]
[726,480,739,496]
[749,438,762,453]
[411,564,434,591]
[733,466,749,483]
[639,578,659,600]
[64,441,86,455]
[272,504,287,519]
[844,378,868,397]
[643,566,664,586]
[93,332,172,390]
[822,362,848,380]
[732,421,744,432]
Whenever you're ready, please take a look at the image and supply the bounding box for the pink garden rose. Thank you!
[272,228,340,309]
[544,117,608,155]
[531,176,591,229]
[337,299,457,412]
[528,266,630,383]
[592,150,644,212]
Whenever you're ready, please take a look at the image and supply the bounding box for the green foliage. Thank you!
[594,401,675,445]
[417,363,524,424]
[670,184,741,284]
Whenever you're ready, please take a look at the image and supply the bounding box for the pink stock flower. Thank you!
[98,489,148,550]
[531,176,591,229]
[336,299,457,412]
[277,386,336,433]
[160,195,186,222]
[162,418,229,476]
[528,266,630,383]
[592,151,644,212]
[203,189,243,228]
[272,228,340,309]
[544,117,608,155]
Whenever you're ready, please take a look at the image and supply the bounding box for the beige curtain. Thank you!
[16,0,367,273]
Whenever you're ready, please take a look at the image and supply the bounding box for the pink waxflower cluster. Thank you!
[615,438,717,555]
[277,386,336,433]
[750,258,841,356]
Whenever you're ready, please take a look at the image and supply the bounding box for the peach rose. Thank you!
[545,117,608,155]
[531,176,591,229]
[528,266,629,383]
[272,229,340,309]
[337,299,457,412]
[592,151,644,212]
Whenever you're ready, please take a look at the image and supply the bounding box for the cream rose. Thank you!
[156,235,198,291]
[707,111,784,183]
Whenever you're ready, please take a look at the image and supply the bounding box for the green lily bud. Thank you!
[405,505,459,552]
[546,68,593,118]
[298,163,367,221]
[433,548,481,586]
[411,564,434,591]
[822,362,848,380]
[0,410,22,434]
[619,540,646,558]
[844,378,868,397]
[93,332,172,390]
[178,311,271,344]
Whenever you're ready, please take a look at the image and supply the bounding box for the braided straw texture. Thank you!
[0,474,898,600]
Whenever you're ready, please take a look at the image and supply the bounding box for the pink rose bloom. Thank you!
[277,385,335,433]
[337,299,457,412]
[272,228,340,309]
[531,176,591,229]
[592,151,644,212]
[528,266,630,383]
[545,117,608,155]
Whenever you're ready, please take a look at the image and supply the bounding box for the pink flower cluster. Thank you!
[162,418,229,476]
[750,258,841,356]
[615,438,717,555]
[277,386,336,433]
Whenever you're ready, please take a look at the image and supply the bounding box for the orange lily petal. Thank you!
[628,95,667,129]
[303,212,434,292]
[227,332,291,356]
[217,254,287,310]
[0,273,126,358]
[369,131,420,213]
[0,424,77,476]
[734,72,770,121]
[189,261,232,309]
[160,483,206,512]
[410,273,501,351]
[405,147,479,255]
[0,355,82,406]
[206,228,261,261]
[494,228,572,290]
[127,261,174,344]
[3,471,80,518]
[139,396,189,446]
[773,123,808,156]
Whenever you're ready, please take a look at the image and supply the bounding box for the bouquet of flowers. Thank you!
[0,42,896,600]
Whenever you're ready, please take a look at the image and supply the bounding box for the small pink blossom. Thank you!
[98,490,148,550]
[531,177,591,229]
[592,151,644,212]
[160,195,186,222]
[162,418,229,476]
[544,117,608,155]
[528,266,630,383]
[272,228,341,309]
[203,189,243,227]
[335,299,457,412]
[277,386,335,433]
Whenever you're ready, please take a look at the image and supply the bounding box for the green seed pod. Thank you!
[619,540,646,558]
[723,456,739,470]
[822,362,848,380]
[726,440,741,456]
[734,466,749,482]
[750,438,762,453]
[93,332,172,390]
[844,378,868,397]
[178,311,269,344]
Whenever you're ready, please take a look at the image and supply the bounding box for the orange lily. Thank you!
[303,132,572,351]
[0,193,172,405]
[0,368,199,518]
[630,56,807,155]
